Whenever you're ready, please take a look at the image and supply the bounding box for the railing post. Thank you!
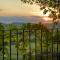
[35,30,37,60]
[46,30,48,60]
[10,30,11,60]
[2,30,4,60]
[41,28,42,60]
[52,29,53,60]
[17,30,18,60]
[29,29,31,60]
[57,28,58,60]
[23,30,25,60]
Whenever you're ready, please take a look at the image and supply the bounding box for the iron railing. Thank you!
[0,29,60,60]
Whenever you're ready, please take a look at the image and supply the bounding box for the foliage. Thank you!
[49,30,60,44]
[0,23,60,60]
[0,24,9,60]
[21,0,60,22]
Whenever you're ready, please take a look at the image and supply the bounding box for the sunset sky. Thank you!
[0,0,53,24]
[0,0,50,16]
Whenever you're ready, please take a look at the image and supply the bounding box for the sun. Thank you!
[43,16,53,21]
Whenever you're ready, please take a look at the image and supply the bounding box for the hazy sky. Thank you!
[0,0,42,16]
[0,0,50,16]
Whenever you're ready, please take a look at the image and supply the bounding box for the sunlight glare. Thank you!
[43,17,53,21]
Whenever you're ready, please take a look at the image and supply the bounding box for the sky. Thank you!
[0,0,53,24]
[0,0,49,16]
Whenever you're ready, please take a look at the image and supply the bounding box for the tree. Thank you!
[21,0,60,22]
[0,24,10,59]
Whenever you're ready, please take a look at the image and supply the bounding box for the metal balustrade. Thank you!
[0,29,60,60]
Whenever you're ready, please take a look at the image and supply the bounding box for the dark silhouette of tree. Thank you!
[21,0,60,22]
